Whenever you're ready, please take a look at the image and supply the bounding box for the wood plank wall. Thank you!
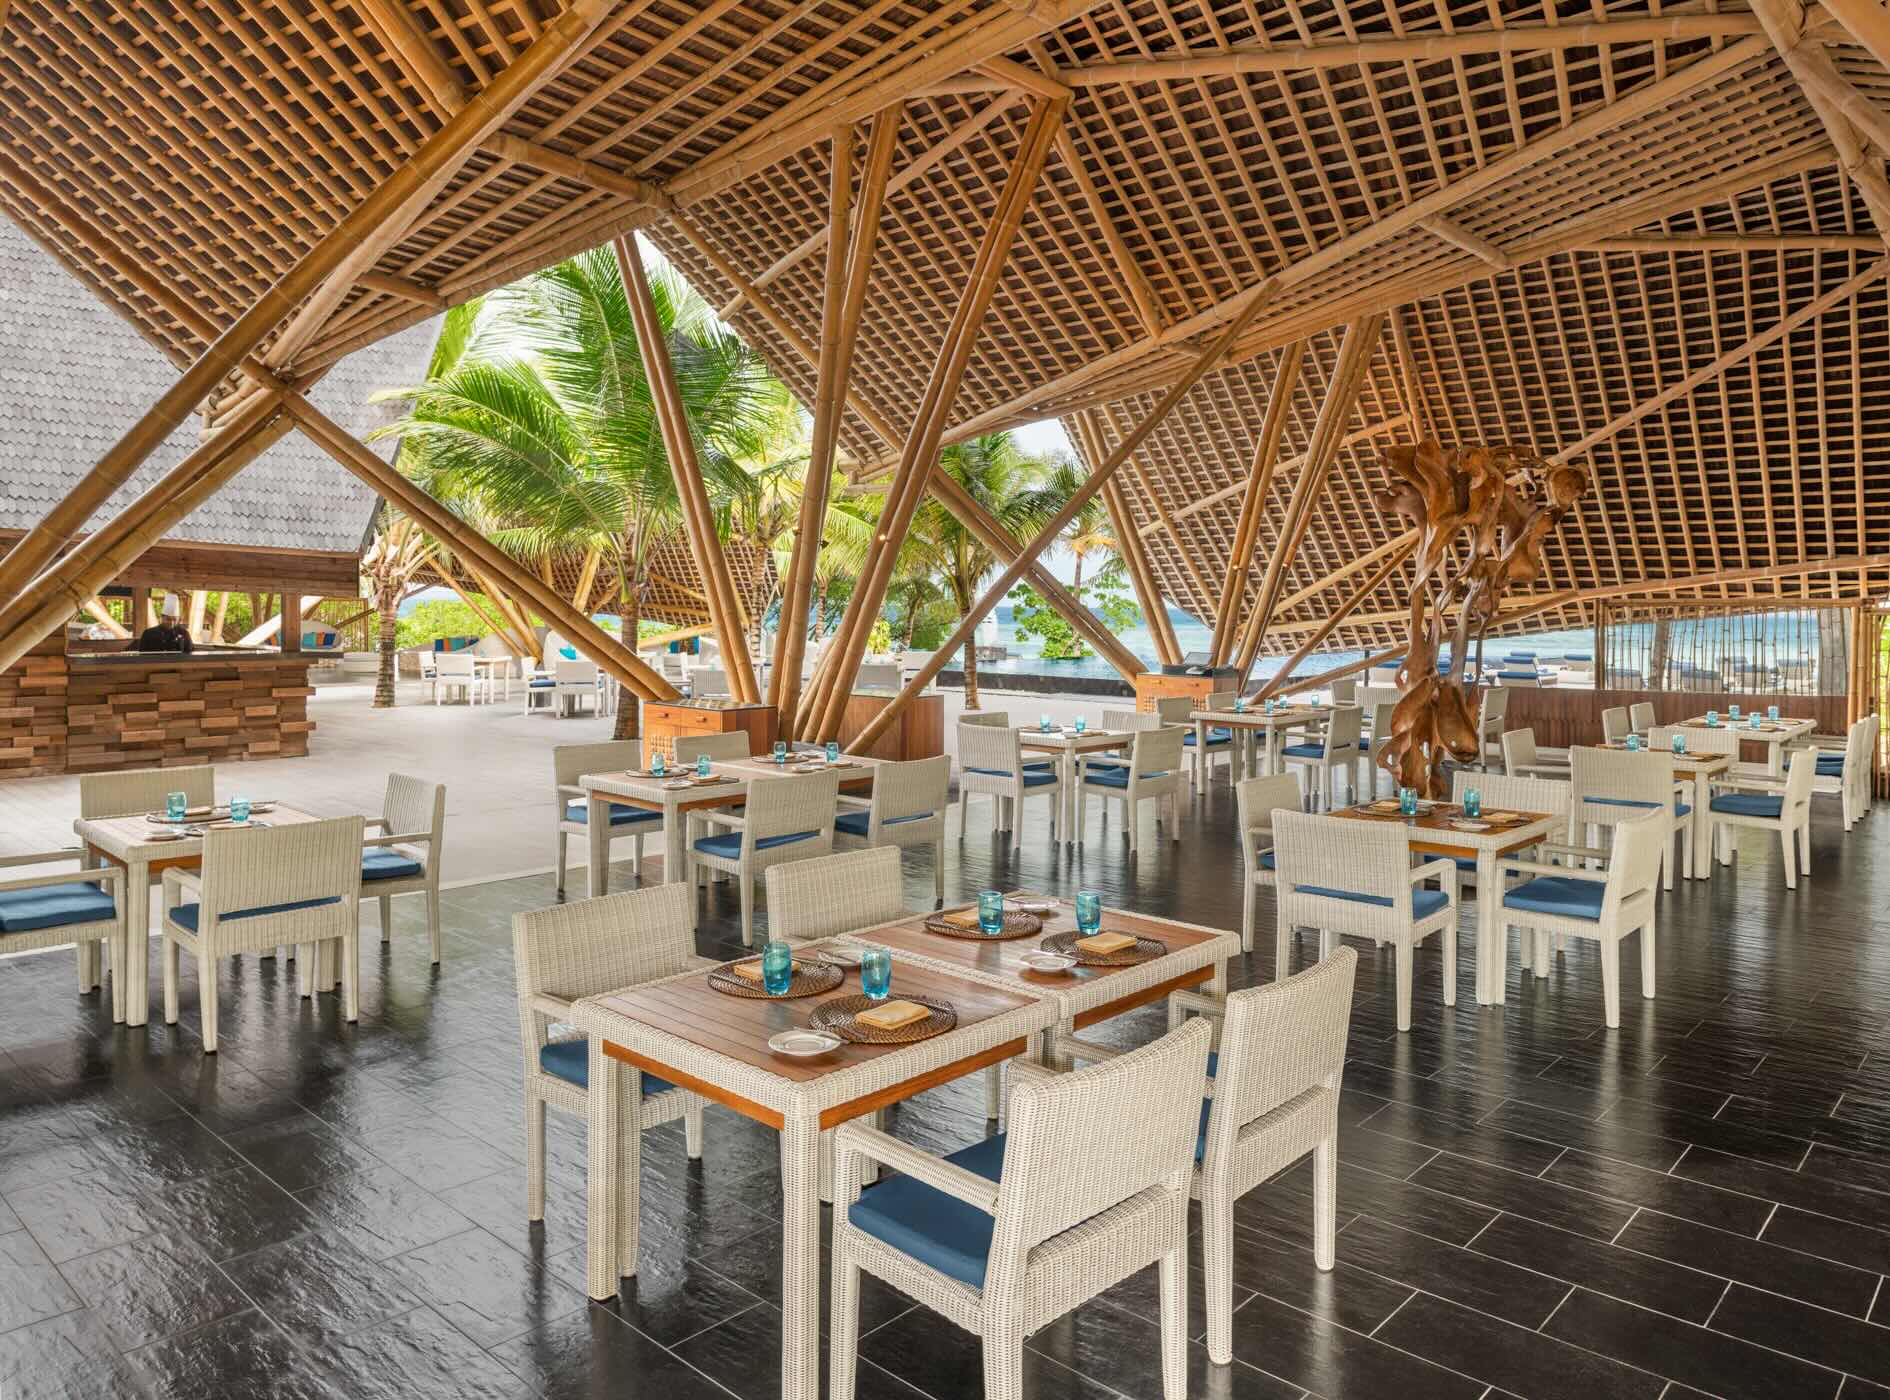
[1504,687,1846,749]
[0,635,68,778]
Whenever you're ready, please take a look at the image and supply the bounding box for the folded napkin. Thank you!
[1076,931,1136,955]
[856,999,928,1031]
[728,960,763,981]
[937,909,981,930]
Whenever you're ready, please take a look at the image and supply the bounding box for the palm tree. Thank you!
[905,432,1067,709]
[375,242,784,739]
[360,514,438,708]
[1046,454,1120,598]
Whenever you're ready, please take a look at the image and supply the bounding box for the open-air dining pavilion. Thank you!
[4,2,1890,1398]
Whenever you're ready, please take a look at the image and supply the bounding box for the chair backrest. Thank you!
[80,764,215,819]
[742,769,840,845]
[992,1018,1212,1261]
[1207,689,1237,712]
[1205,947,1356,1162]
[958,710,1010,727]
[1476,688,1510,729]
[1452,767,1570,823]
[1235,774,1302,840]
[1324,704,1362,752]
[1102,708,1159,733]
[1130,725,1185,777]
[689,665,730,696]
[1368,665,1402,687]
[1843,716,1873,779]
[554,739,643,789]
[869,755,950,824]
[1598,810,1665,917]
[764,847,907,943]
[1500,728,1538,771]
[437,651,476,679]
[1600,706,1631,743]
[416,650,439,678]
[512,882,695,1002]
[1782,748,1815,811]
[383,773,445,843]
[673,731,753,765]
[957,721,1022,776]
[198,815,362,932]
[1499,673,1540,687]
[1152,695,1194,724]
[1367,699,1396,740]
[854,662,902,690]
[554,657,596,686]
[1629,701,1657,731]
[1272,810,1412,908]
[1650,722,1736,757]
[1569,745,1676,831]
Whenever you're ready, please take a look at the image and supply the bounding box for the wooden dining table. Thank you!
[1190,703,1326,779]
[72,804,323,1027]
[1677,714,1817,775]
[1016,727,1133,846]
[573,954,1055,1400]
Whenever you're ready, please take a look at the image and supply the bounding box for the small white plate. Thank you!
[820,945,864,968]
[660,779,693,789]
[1021,950,1077,973]
[145,827,191,842]
[1009,900,1056,914]
[768,1030,842,1057]
[1447,819,1491,832]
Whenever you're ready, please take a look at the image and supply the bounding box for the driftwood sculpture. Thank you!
[1373,440,1590,797]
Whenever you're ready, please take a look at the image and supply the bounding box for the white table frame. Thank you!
[1017,728,1132,847]
[1678,715,1817,776]
[1189,706,1324,780]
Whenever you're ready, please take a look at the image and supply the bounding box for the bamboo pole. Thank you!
[803,97,1066,742]
[447,561,536,659]
[1209,340,1303,664]
[571,546,603,610]
[210,591,229,645]
[614,233,760,704]
[81,598,130,639]
[1582,235,1884,254]
[185,589,206,640]
[1252,538,1417,702]
[1822,0,1890,74]
[849,275,1278,753]
[1156,415,1410,532]
[1386,309,1430,443]
[1073,410,1176,666]
[1276,527,1421,617]
[466,560,542,659]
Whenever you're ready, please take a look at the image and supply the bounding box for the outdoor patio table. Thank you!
[73,804,326,1027]
[1678,715,1817,775]
[470,653,511,701]
[572,954,1054,1400]
[1016,727,1132,846]
[1332,802,1561,1005]
[1189,704,1324,780]
[1594,741,1731,879]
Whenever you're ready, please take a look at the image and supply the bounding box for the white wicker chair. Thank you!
[510,883,706,1274]
[1477,686,1511,766]
[1152,695,1195,724]
[360,773,445,963]
[1707,748,1815,888]
[1081,726,1183,857]
[1448,769,1571,895]
[1184,690,1238,789]
[671,731,754,765]
[833,755,949,901]
[687,664,731,698]
[1803,716,1873,831]
[554,657,600,717]
[1569,745,1690,887]
[688,769,838,945]
[0,850,123,995]
[958,709,1011,727]
[1273,809,1457,1031]
[1501,726,1569,778]
[434,650,483,705]
[956,722,1062,853]
[763,846,907,943]
[1498,809,1663,1027]
[1281,703,1361,810]
[1358,699,1396,795]
[1600,706,1631,744]
[1629,701,1657,732]
[79,765,216,997]
[554,741,661,895]
[160,816,364,1053]
[829,1018,1214,1400]
[1233,773,1301,956]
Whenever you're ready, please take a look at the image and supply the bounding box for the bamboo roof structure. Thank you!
[4,0,1890,667]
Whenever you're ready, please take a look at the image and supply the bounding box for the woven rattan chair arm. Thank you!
[831,1124,1000,1214]
[1049,1033,1124,1064]
[161,868,202,902]
[1512,762,1568,778]
[363,831,431,849]
[363,817,392,833]
[1411,857,1457,886]
[0,863,125,895]
[1714,775,1788,792]
[0,847,95,869]
[1167,989,1227,1020]
[835,794,872,812]
[1536,841,1608,862]
[528,992,575,1021]
[1499,858,1609,883]
[1006,1058,1061,1088]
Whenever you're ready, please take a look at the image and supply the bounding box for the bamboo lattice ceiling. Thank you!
[2,0,1887,656]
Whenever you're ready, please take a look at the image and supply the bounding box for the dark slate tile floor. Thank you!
[2,780,1888,1398]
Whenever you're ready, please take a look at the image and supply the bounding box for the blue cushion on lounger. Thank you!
[1183,728,1233,746]
[539,1036,674,1093]
[1589,796,1690,818]
[1293,884,1450,918]
[849,1134,1007,1288]
[1085,766,1172,789]
[528,678,556,688]
[167,898,340,933]
[0,882,116,933]
[361,849,424,882]
[1502,876,1606,920]
[965,768,1059,788]
[1563,654,1591,662]
[1281,742,1354,759]
[1503,653,1537,662]
[693,829,819,859]
[1710,792,1784,819]
[1496,671,1538,681]
[565,799,661,826]
[835,809,935,838]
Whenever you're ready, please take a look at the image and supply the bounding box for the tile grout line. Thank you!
[1535,1283,1576,1334]
[1365,1289,1415,1339]
[1701,1278,1734,1328]
[1608,1206,1642,1246]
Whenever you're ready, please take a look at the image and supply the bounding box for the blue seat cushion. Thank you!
[1589,796,1689,818]
[1496,671,1538,681]
[1452,855,1478,872]
[361,849,424,882]
[528,678,556,688]
[694,829,819,858]
[1183,728,1233,746]
[1816,756,1845,774]
[1256,849,1276,871]
[965,768,1058,788]
[1085,766,1171,789]
[1294,884,1450,919]
[849,1134,1007,1288]
[167,897,341,933]
[1710,792,1783,818]
[565,799,661,826]
[1024,759,1056,772]
[1503,876,1606,920]
[1281,742,1353,759]
[539,1037,674,1094]
[0,882,116,933]
[835,809,935,838]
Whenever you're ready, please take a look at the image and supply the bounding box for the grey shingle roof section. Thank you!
[0,216,436,555]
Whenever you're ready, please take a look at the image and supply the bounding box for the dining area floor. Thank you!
[3,781,1888,1400]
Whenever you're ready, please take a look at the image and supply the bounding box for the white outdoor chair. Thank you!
[829,1018,1213,1400]
[1081,707,1156,776]
[521,657,557,715]
[434,651,482,705]
[1498,809,1663,1028]
[511,883,706,1265]
[1329,678,1357,706]
[672,731,754,765]
[78,764,217,996]
[1080,725,1183,857]
[553,740,661,895]
[1500,727,1570,778]
[360,773,446,963]
[956,722,1062,853]
[416,649,439,693]
[1477,687,1511,767]
[1600,706,1631,744]
[1359,699,1396,794]
[161,816,364,1053]
[1152,695,1195,725]
[1273,809,1457,1031]
[688,768,838,945]
[1449,769,1570,893]
[834,755,949,902]
[0,849,123,996]
[1180,691,1237,789]
[687,665,731,698]
[765,846,907,944]
[553,658,600,717]
[1281,703,1361,810]
[1800,716,1874,830]
[1234,773,1302,956]
[1367,664,1403,687]
[1569,745,1690,887]
[1707,748,1815,888]
[958,710,1011,727]
[1629,701,1657,733]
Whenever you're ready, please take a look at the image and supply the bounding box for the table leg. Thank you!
[1476,848,1503,1005]
[663,804,689,888]
[585,1042,639,1300]
[1192,720,1206,795]
[1064,752,1078,848]
[779,1113,822,1400]
[126,858,152,1026]
[1691,772,1712,878]
[587,796,610,897]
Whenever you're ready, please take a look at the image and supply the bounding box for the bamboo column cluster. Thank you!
[1209,340,1304,665]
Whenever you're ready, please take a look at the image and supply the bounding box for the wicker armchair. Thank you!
[1281,703,1361,810]
[688,769,838,946]
[0,850,123,994]
[1187,689,1239,789]
[1081,726,1183,857]
[1234,774,1301,956]
[511,882,707,1298]
[956,722,1062,853]
[1273,810,1457,1030]
[553,657,600,717]
[833,755,948,901]
[1707,748,1815,888]
[1569,745,1690,886]
[1499,809,1663,1026]
[829,1018,1214,1400]
[553,740,661,895]
[160,816,364,1053]
[1793,716,1874,831]
[1477,686,1511,767]
[78,764,216,999]
[1500,726,1569,778]
[763,846,907,943]
[672,731,754,765]
[1449,770,1571,892]
[360,773,445,963]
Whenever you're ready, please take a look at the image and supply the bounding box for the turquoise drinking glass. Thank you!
[696,753,711,778]
[1626,733,1641,752]
[1463,788,1482,818]
[826,740,840,763]
[773,740,787,764]
[978,890,1004,934]
[1073,716,1086,734]
[1672,733,1687,755]
[859,947,892,1001]
[1265,698,1277,715]
[229,795,251,824]
[1039,714,1052,732]
[1398,786,1417,817]
[1705,710,1718,727]
[1730,704,1742,720]
[652,751,667,776]
[1767,705,1780,721]
[1075,891,1102,935]
[1749,713,1762,730]
[1233,696,1246,713]
[761,941,793,996]
[165,791,187,822]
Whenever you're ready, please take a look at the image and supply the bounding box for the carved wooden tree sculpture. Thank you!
[1373,440,1590,796]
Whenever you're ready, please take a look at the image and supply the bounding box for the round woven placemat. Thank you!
[810,993,957,1044]
[1041,930,1167,967]
[707,959,844,1000]
[922,910,1043,941]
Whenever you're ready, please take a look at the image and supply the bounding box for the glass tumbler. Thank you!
[1075,891,1102,936]
[859,947,892,1001]
[1462,788,1482,819]
[1398,787,1418,817]
[229,796,251,824]
[978,890,1004,934]
[761,940,793,996]
[165,791,187,823]
[773,740,787,764]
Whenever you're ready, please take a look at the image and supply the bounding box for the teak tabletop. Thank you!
[78,805,323,864]
[1333,802,1558,858]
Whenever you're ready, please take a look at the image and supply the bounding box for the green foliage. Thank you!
[394,599,494,651]
[867,617,894,655]
[1010,582,1141,660]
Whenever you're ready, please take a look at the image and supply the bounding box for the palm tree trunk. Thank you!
[963,634,980,710]
[373,595,398,708]
[613,591,642,741]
